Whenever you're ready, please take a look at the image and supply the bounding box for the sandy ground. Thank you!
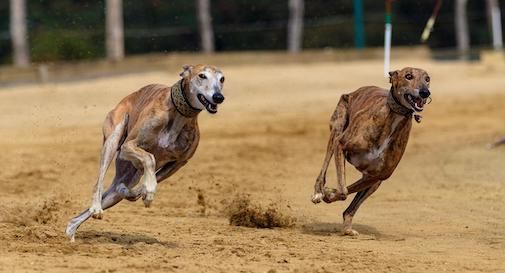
[1,56,505,272]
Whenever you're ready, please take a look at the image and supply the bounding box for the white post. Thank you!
[288,0,304,53]
[384,23,392,77]
[10,0,30,67]
[197,0,215,53]
[487,0,503,50]
[106,0,124,62]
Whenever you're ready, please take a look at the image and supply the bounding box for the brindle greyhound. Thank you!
[311,67,431,236]
[66,64,225,242]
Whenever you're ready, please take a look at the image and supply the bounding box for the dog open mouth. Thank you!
[197,94,218,114]
[404,94,425,112]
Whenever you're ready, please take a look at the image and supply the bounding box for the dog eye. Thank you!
[425,76,430,82]
[198,74,207,79]
[405,73,413,80]
[220,77,225,83]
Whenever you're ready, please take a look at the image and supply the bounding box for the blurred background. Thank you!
[0,0,503,66]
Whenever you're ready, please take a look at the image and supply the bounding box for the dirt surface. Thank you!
[1,56,505,272]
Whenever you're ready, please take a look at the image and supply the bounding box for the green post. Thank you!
[353,0,365,49]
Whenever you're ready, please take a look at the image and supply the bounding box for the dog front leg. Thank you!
[119,140,157,207]
[321,142,348,203]
[89,114,128,219]
[313,96,349,204]
[312,130,338,204]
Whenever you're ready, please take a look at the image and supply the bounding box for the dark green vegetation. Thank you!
[0,0,502,63]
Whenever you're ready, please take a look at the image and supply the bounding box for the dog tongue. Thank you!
[416,97,424,107]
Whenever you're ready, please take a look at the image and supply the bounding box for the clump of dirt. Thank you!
[33,199,65,225]
[197,189,207,216]
[2,199,68,227]
[226,194,295,228]
[0,198,69,243]
[23,225,60,241]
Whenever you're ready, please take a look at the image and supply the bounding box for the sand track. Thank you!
[1,58,505,272]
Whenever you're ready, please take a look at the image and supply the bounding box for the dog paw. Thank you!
[343,228,359,236]
[143,192,155,208]
[322,187,347,203]
[117,183,142,201]
[89,205,103,219]
[65,221,78,242]
[311,192,324,204]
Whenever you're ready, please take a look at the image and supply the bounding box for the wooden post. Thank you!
[197,0,215,53]
[455,0,470,60]
[486,0,503,51]
[106,0,124,62]
[287,0,304,53]
[10,0,30,67]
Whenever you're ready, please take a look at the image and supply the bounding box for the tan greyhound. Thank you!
[311,67,431,236]
[66,64,225,241]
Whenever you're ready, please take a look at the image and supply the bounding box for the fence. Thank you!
[0,1,503,65]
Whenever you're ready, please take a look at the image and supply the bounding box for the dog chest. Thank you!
[157,127,196,152]
[346,115,408,172]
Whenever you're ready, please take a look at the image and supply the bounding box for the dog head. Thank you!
[389,67,431,112]
[180,64,225,114]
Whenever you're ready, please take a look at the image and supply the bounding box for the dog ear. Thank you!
[180,64,193,77]
[388,70,399,84]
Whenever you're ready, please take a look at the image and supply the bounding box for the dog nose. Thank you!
[419,88,431,99]
[212,93,225,104]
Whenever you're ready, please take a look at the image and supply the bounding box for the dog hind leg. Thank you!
[117,160,187,201]
[346,175,382,194]
[312,95,349,204]
[65,186,124,242]
[66,159,141,242]
[342,181,382,236]
[89,113,128,219]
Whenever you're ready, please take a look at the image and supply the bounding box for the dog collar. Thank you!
[171,79,202,118]
[387,88,414,118]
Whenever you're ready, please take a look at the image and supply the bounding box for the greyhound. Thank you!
[65,64,225,242]
[311,67,431,236]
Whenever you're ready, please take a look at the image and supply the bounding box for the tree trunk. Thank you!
[106,0,124,62]
[10,0,30,67]
[486,0,503,50]
[455,0,470,60]
[288,0,304,53]
[197,0,214,53]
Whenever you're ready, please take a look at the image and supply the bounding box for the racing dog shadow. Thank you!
[301,222,405,241]
[78,230,177,248]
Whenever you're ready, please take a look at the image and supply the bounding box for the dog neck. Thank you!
[387,87,414,118]
[171,79,202,118]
